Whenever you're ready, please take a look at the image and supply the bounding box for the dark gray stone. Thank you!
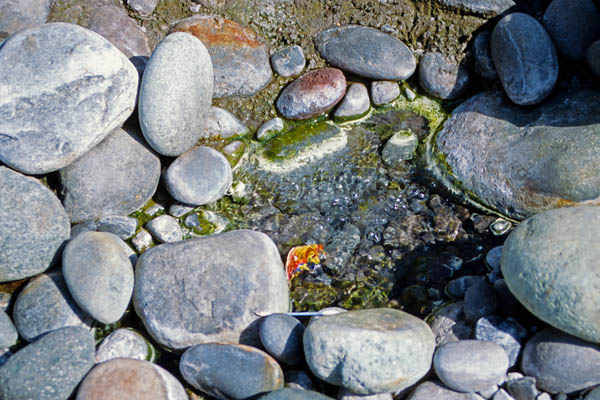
[464,280,497,323]
[381,131,418,167]
[62,231,134,324]
[502,206,600,342]
[134,230,289,350]
[13,272,92,342]
[542,0,600,60]
[0,0,52,36]
[203,106,248,139]
[0,326,95,400]
[71,220,97,238]
[587,41,600,77]
[333,83,370,121]
[126,0,159,16]
[304,308,435,394]
[259,313,304,366]
[419,52,470,100]
[0,310,17,349]
[0,167,70,282]
[171,16,272,98]
[261,388,333,399]
[276,68,346,120]
[491,13,558,105]
[96,328,155,363]
[434,340,509,393]
[506,377,539,400]
[97,215,138,240]
[371,81,400,105]
[271,45,306,77]
[492,279,527,318]
[257,117,285,141]
[315,25,416,80]
[0,23,138,174]
[146,215,182,243]
[407,381,485,400]
[472,32,498,81]
[435,0,515,15]
[284,370,314,391]
[445,275,486,299]
[428,301,473,346]
[180,343,284,399]
[164,146,233,206]
[485,246,502,270]
[521,328,600,394]
[432,90,600,220]
[168,203,195,218]
[139,32,213,156]
[475,316,527,367]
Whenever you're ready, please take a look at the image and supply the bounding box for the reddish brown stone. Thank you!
[276,68,347,120]
[173,15,262,49]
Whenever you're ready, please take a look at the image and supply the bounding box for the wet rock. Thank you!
[433,90,600,220]
[407,381,486,400]
[132,229,153,252]
[419,52,470,100]
[445,276,486,299]
[0,23,138,174]
[284,370,314,391]
[164,146,233,206]
[521,328,600,394]
[381,131,418,167]
[475,316,527,367]
[338,388,393,400]
[171,15,271,98]
[434,340,509,392]
[261,388,333,399]
[139,32,213,156]
[428,301,473,346]
[78,357,186,399]
[126,0,159,16]
[134,230,289,350]
[333,83,370,121]
[472,32,498,81]
[257,117,285,141]
[0,310,17,349]
[315,25,416,80]
[0,167,70,282]
[96,328,155,363]
[435,0,515,15]
[304,308,435,394]
[203,106,248,139]
[506,377,539,400]
[464,280,497,322]
[0,326,95,400]
[485,246,502,270]
[491,13,558,105]
[542,0,600,61]
[587,41,600,77]
[62,231,134,324]
[271,45,306,77]
[0,0,52,37]
[146,215,183,243]
[59,127,160,223]
[96,215,138,240]
[371,81,400,106]
[180,343,284,399]
[259,313,304,366]
[502,206,600,342]
[13,272,92,342]
[276,68,346,120]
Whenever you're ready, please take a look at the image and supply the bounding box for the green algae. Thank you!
[262,119,337,161]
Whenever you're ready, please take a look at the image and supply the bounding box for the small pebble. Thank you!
[475,315,527,367]
[96,215,138,240]
[485,246,502,271]
[71,220,97,238]
[506,377,539,400]
[127,0,159,16]
[96,328,155,363]
[428,301,472,346]
[445,275,486,299]
[381,131,418,167]
[285,370,314,391]
[271,45,306,77]
[259,313,305,366]
[203,106,248,139]
[257,118,285,141]
[479,384,499,399]
[418,52,470,99]
[168,203,193,218]
[371,81,400,106]
[493,389,515,400]
[132,229,153,252]
[146,215,183,243]
[464,280,497,322]
[333,83,371,120]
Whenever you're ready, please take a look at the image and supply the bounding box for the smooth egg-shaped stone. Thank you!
[276,68,346,120]
[491,12,558,105]
[138,31,213,156]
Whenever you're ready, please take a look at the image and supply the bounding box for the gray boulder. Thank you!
[133,230,289,350]
[0,167,70,282]
[491,13,558,105]
[502,206,600,343]
[432,90,600,220]
[0,23,138,174]
[304,308,435,394]
[138,32,213,156]
[59,127,161,222]
[0,326,95,400]
[0,0,52,36]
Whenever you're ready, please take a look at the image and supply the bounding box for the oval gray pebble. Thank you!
[371,81,400,106]
[145,215,183,243]
[333,82,370,120]
[96,328,155,363]
[259,313,305,366]
[271,45,306,77]
[418,52,470,100]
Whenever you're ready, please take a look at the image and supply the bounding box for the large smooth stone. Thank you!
[542,0,600,61]
[521,328,600,394]
[0,326,95,400]
[276,68,346,120]
[59,127,161,222]
[62,231,134,324]
[133,230,289,350]
[138,31,213,156]
[435,0,515,15]
[13,272,92,342]
[433,89,600,220]
[501,206,600,342]
[315,25,416,81]
[0,0,52,36]
[180,343,284,399]
[0,23,138,174]
[491,13,558,105]
[0,167,70,282]
[77,358,186,400]
[304,308,435,394]
[171,15,272,98]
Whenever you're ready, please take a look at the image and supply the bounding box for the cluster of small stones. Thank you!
[0,0,600,399]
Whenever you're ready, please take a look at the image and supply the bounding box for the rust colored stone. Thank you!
[172,15,262,49]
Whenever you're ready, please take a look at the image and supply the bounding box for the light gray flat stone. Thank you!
[333,83,370,121]
[127,0,159,16]
[371,81,400,106]
[145,215,183,243]
[203,106,248,139]
[257,118,285,141]
[96,215,138,240]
